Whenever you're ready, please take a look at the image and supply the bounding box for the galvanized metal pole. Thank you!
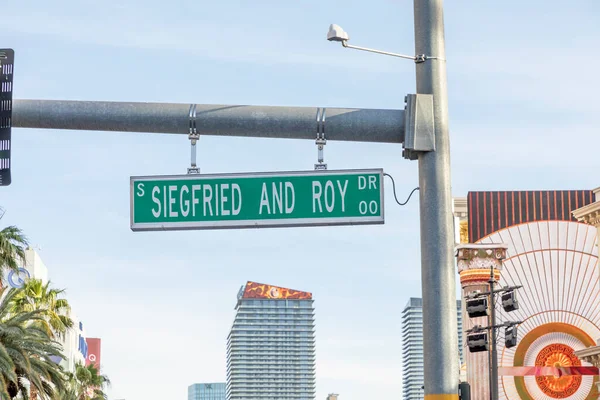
[489,266,499,400]
[488,309,494,400]
[414,0,459,399]
[12,100,404,144]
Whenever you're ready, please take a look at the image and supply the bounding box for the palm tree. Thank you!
[59,363,110,400]
[0,287,67,400]
[11,279,74,339]
[0,225,28,288]
[55,372,79,400]
[8,280,74,400]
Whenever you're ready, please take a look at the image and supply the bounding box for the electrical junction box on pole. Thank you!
[130,169,384,231]
[0,49,14,186]
[403,93,435,160]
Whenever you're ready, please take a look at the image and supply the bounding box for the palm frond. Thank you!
[0,375,13,400]
[0,226,28,274]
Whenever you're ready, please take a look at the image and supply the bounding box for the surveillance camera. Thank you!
[327,24,349,42]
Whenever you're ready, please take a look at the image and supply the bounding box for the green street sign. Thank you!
[130,169,384,231]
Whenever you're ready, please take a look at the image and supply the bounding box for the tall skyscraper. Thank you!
[401,298,463,400]
[188,383,226,400]
[226,282,316,400]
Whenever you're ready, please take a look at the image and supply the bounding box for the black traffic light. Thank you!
[467,331,489,353]
[505,325,518,348]
[466,297,488,318]
[0,49,14,187]
[502,290,519,312]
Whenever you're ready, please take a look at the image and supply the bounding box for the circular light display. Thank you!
[534,343,581,398]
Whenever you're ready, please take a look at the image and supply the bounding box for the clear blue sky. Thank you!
[2,1,599,399]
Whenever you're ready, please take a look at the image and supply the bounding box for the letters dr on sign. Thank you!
[130,169,384,231]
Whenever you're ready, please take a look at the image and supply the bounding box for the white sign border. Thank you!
[130,168,385,231]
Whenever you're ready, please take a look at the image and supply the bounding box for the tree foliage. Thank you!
[0,219,110,400]
[0,226,28,285]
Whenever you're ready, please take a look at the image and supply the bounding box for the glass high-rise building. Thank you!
[188,383,226,400]
[226,282,316,400]
[401,298,463,400]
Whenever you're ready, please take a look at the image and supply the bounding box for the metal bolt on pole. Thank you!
[414,0,459,398]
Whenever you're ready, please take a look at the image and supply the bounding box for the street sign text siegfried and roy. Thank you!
[130,169,384,231]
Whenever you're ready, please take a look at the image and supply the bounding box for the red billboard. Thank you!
[85,338,101,369]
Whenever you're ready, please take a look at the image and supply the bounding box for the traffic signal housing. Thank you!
[466,296,488,318]
[0,49,14,187]
[505,325,518,348]
[501,290,519,312]
[467,331,489,353]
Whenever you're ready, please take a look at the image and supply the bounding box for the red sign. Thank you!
[85,338,101,368]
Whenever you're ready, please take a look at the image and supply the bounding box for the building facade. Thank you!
[226,282,315,400]
[573,187,600,397]
[456,244,507,400]
[454,190,600,399]
[3,247,49,288]
[188,383,226,400]
[57,315,88,373]
[401,297,463,400]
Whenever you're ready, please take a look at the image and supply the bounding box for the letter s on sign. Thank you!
[136,183,145,197]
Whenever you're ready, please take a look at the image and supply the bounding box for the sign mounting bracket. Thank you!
[314,107,327,171]
[187,104,200,174]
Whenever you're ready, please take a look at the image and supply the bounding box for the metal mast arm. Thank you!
[12,100,404,144]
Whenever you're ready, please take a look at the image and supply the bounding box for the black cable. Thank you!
[384,173,419,206]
